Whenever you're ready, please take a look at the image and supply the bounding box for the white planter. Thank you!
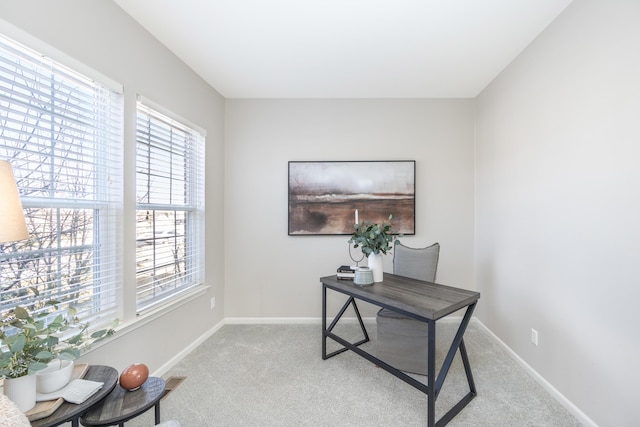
[36,359,74,394]
[3,374,37,412]
[367,252,384,282]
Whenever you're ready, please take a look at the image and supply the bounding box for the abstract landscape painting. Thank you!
[288,161,415,235]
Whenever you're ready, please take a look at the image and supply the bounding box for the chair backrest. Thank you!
[393,242,440,283]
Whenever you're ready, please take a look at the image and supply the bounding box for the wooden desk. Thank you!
[30,365,118,427]
[321,273,480,427]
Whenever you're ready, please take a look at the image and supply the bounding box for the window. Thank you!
[135,101,205,312]
[0,34,123,327]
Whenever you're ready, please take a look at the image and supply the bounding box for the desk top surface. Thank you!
[321,273,480,321]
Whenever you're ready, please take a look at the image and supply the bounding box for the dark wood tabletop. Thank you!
[321,273,480,321]
[80,376,166,426]
[30,365,118,427]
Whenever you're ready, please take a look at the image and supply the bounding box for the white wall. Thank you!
[4,1,633,425]
[225,99,475,319]
[475,0,640,425]
[0,0,226,374]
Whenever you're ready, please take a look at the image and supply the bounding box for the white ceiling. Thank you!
[113,0,573,99]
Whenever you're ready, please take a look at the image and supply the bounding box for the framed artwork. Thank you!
[288,160,415,235]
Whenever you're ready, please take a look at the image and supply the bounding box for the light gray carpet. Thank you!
[125,321,581,426]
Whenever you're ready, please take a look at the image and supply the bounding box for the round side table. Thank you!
[30,365,118,427]
[80,376,165,426]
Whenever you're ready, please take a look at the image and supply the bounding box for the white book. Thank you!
[36,379,104,404]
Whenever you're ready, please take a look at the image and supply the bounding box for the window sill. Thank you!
[86,284,210,353]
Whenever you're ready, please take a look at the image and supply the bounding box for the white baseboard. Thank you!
[224,315,463,325]
[151,318,225,377]
[225,317,326,324]
[473,319,597,427]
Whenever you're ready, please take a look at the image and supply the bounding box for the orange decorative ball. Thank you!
[119,363,149,391]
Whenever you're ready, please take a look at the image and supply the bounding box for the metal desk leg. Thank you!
[427,320,436,427]
[322,284,327,359]
[435,302,478,427]
[323,293,370,359]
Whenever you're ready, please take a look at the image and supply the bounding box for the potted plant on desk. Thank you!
[0,299,115,412]
[348,214,401,283]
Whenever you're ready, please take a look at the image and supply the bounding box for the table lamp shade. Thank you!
[0,160,28,243]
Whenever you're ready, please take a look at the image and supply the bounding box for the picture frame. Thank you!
[288,160,415,235]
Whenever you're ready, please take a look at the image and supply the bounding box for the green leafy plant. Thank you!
[348,214,402,256]
[0,300,116,379]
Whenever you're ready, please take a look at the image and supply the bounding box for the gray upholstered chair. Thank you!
[376,242,440,375]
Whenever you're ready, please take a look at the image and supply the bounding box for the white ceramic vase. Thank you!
[3,373,37,412]
[36,359,74,394]
[367,252,383,282]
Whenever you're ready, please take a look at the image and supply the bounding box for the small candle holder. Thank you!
[354,267,374,286]
[348,242,365,268]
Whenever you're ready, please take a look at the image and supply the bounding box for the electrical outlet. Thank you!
[531,328,538,346]
[210,297,215,309]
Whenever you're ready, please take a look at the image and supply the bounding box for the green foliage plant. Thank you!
[348,214,402,256]
[0,300,115,379]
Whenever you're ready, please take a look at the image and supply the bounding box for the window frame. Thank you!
[134,97,206,314]
[0,32,123,330]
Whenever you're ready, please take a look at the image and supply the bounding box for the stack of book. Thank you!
[337,265,356,280]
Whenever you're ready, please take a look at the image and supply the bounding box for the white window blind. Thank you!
[135,101,204,312]
[0,34,123,327]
